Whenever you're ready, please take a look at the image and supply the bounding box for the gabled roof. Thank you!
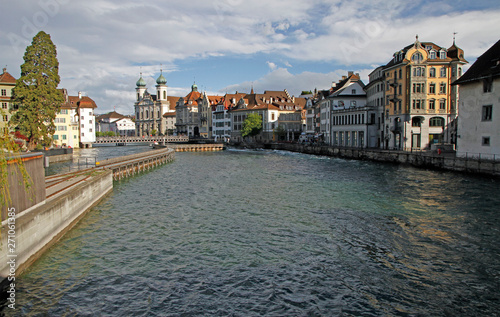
[0,69,16,84]
[453,39,500,86]
[96,111,126,121]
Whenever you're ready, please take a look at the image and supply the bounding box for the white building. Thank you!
[96,111,135,136]
[212,102,232,141]
[78,92,97,148]
[453,39,500,159]
[329,73,377,148]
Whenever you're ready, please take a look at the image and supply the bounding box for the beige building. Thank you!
[382,36,467,150]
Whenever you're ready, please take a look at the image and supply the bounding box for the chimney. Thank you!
[2,68,6,74]
[331,82,336,88]
[342,76,347,80]
[348,71,354,76]
[78,91,82,99]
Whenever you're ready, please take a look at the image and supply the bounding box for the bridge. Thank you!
[94,136,189,145]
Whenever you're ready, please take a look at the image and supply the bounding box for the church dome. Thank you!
[136,75,146,87]
[156,73,167,85]
[191,82,198,92]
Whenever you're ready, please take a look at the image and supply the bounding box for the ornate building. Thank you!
[134,71,175,136]
[382,36,467,150]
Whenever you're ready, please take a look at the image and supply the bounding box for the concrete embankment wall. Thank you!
[266,143,500,177]
[0,170,113,280]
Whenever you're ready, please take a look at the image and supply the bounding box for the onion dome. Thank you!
[191,82,198,92]
[136,74,146,87]
[156,72,167,85]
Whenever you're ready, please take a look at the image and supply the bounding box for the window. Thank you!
[482,137,490,146]
[412,99,425,109]
[53,135,59,140]
[439,83,446,94]
[429,83,436,94]
[440,51,447,59]
[429,99,435,110]
[429,67,436,77]
[81,115,84,119]
[399,69,402,78]
[439,99,446,110]
[1,102,7,109]
[411,52,423,63]
[429,51,436,59]
[2,115,7,122]
[398,85,402,95]
[351,100,357,107]
[482,105,492,121]
[440,67,447,77]
[62,134,67,140]
[352,89,356,95]
[413,83,424,93]
[483,78,493,93]
[430,117,444,127]
[412,117,422,127]
[1,89,6,96]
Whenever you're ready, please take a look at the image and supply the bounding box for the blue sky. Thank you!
[1,0,500,115]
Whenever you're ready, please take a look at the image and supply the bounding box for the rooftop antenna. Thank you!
[453,32,457,44]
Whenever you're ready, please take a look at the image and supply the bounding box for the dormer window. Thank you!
[429,50,436,59]
[425,45,432,51]
[440,51,447,59]
[411,52,423,63]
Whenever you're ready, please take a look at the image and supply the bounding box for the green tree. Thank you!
[273,125,286,141]
[10,31,64,150]
[241,113,262,138]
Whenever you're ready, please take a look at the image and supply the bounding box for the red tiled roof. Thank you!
[163,111,176,118]
[0,70,16,84]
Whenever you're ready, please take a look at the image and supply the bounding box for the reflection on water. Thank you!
[6,149,500,316]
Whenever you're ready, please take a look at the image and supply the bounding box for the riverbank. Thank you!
[241,142,500,177]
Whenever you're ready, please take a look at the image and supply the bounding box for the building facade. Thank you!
[135,72,175,136]
[329,73,377,148]
[364,66,386,148]
[453,39,500,158]
[0,68,17,131]
[175,83,202,137]
[96,111,136,136]
[382,37,467,150]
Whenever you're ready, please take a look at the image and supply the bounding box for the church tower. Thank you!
[136,73,146,101]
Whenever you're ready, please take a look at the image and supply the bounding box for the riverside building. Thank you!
[453,39,500,159]
[380,36,467,150]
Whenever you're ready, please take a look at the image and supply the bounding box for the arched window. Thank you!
[163,91,166,99]
[412,117,422,127]
[411,52,423,63]
[429,67,436,77]
[430,117,444,127]
[145,110,149,119]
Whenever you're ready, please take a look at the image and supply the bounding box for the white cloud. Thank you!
[266,61,277,71]
[1,0,499,114]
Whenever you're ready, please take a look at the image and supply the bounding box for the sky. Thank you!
[1,0,499,115]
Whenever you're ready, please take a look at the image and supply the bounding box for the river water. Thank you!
[5,147,500,316]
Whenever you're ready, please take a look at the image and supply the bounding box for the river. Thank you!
[5,147,500,316]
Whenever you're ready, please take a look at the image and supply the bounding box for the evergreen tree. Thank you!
[241,113,262,138]
[10,31,64,150]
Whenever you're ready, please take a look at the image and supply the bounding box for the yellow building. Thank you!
[382,36,467,150]
[0,68,17,131]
